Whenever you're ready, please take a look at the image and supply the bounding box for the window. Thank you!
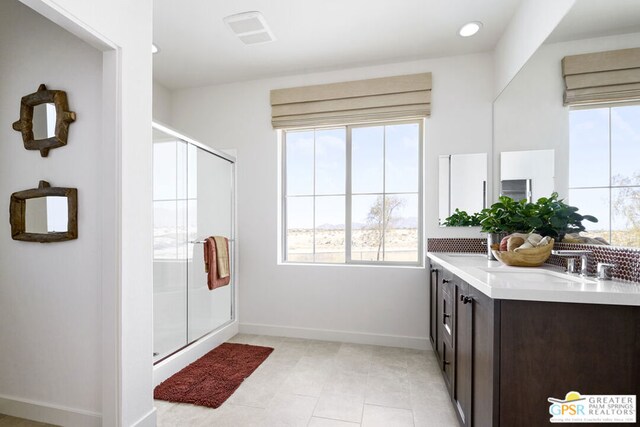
[569,104,640,247]
[282,120,423,265]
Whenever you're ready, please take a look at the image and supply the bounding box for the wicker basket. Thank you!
[491,239,554,267]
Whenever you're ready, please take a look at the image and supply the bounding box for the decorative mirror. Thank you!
[10,181,78,243]
[12,84,76,157]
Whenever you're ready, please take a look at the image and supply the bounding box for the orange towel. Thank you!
[204,236,231,290]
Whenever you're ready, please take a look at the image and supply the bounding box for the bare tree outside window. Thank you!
[364,195,405,260]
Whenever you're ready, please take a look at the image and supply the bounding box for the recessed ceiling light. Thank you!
[459,21,483,37]
[223,11,276,45]
[152,43,160,54]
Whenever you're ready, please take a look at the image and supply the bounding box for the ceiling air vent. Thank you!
[223,11,276,45]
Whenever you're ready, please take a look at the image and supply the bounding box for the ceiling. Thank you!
[153,0,521,90]
[546,0,640,44]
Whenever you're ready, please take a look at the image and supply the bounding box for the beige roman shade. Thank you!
[562,47,640,106]
[270,73,431,129]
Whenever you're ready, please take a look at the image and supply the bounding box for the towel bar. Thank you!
[190,239,235,244]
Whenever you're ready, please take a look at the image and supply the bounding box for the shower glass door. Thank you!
[153,128,188,361]
[153,125,235,363]
[188,147,234,342]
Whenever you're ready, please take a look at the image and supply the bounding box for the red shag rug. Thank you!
[154,342,274,408]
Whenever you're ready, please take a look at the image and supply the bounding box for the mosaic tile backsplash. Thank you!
[427,237,640,283]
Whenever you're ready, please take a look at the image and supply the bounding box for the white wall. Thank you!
[494,32,640,199]
[8,0,153,426]
[153,81,172,124]
[0,0,103,422]
[169,53,494,348]
[493,0,575,98]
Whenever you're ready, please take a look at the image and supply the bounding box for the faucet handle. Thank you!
[566,258,577,274]
[596,263,615,280]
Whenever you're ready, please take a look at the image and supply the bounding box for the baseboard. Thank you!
[0,394,100,427]
[239,322,429,350]
[131,407,156,427]
[153,320,239,386]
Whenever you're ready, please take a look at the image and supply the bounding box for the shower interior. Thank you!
[152,123,235,363]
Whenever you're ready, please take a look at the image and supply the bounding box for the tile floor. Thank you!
[0,414,56,427]
[155,334,459,426]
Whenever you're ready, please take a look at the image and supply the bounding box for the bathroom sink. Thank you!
[446,253,486,258]
[478,267,598,285]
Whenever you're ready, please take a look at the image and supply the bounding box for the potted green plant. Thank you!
[441,208,481,227]
[473,193,598,259]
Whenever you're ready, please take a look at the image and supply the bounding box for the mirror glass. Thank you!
[25,196,68,233]
[493,0,640,246]
[439,153,487,225]
[32,103,57,140]
[500,149,555,202]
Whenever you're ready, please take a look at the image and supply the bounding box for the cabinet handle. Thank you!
[443,312,451,323]
[443,358,450,370]
[459,295,473,304]
[442,279,450,284]
[430,268,437,273]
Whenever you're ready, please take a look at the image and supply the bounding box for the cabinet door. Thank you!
[429,264,439,351]
[454,280,473,427]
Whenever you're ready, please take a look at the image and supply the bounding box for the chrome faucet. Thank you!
[596,263,616,280]
[552,250,593,277]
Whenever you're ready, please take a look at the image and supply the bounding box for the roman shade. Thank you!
[562,47,640,106]
[270,73,431,129]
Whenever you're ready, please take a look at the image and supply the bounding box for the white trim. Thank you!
[0,394,101,427]
[130,408,156,427]
[18,0,117,51]
[239,322,429,350]
[101,47,122,427]
[153,321,239,387]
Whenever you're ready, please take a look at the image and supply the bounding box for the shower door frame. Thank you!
[152,121,236,365]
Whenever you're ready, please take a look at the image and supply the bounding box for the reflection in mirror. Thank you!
[492,0,640,247]
[500,149,554,202]
[439,153,487,226]
[32,103,57,140]
[25,196,69,233]
[10,181,77,243]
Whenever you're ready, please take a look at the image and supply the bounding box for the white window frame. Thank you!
[281,119,424,267]
[568,102,640,245]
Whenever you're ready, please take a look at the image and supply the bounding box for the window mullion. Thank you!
[312,130,317,262]
[346,126,353,263]
[381,125,387,262]
[608,107,613,245]
[282,131,288,262]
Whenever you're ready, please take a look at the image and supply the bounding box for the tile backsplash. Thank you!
[427,237,640,283]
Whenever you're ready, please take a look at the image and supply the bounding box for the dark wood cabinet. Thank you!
[453,279,473,426]
[429,267,439,348]
[428,259,639,427]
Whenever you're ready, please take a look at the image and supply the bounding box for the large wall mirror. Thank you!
[438,153,487,226]
[493,0,640,248]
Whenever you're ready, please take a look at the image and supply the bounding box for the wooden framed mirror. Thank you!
[10,181,78,243]
[12,84,76,157]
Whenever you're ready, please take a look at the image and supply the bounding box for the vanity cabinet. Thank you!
[429,260,640,427]
[431,263,497,427]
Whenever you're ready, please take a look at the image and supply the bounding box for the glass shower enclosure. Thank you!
[152,123,235,363]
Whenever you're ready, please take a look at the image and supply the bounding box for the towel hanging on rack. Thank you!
[204,236,231,290]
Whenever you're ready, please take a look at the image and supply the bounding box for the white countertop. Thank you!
[427,252,640,306]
